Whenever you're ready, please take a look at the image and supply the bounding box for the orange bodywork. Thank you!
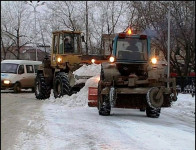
[88,87,98,107]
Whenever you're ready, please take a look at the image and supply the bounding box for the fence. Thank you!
[176,76,195,96]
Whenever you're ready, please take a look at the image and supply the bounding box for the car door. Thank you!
[17,64,29,88]
[25,65,35,87]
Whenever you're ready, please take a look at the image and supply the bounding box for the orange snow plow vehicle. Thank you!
[88,28,177,118]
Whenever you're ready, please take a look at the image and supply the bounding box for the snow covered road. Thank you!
[1,92,195,150]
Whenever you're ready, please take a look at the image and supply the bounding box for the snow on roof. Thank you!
[1,59,42,64]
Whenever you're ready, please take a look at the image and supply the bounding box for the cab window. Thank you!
[53,35,58,54]
[63,33,80,54]
[26,65,34,73]
[64,34,74,53]
[18,65,24,74]
[59,34,64,54]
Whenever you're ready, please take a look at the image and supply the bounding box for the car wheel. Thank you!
[32,87,35,92]
[14,82,21,93]
[140,108,146,112]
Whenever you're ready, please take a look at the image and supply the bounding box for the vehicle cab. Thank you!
[110,29,150,64]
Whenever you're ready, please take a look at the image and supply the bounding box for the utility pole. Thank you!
[167,1,171,88]
[85,1,89,55]
[34,6,37,61]
[25,1,45,61]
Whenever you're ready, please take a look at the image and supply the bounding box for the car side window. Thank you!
[18,65,24,74]
[26,65,34,73]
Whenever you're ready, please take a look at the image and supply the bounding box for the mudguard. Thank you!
[102,62,121,82]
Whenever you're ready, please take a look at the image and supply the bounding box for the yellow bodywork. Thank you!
[50,30,83,71]
[51,54,82,71]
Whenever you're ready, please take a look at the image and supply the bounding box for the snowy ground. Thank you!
[1,64,195,150]
[1,92,195,150]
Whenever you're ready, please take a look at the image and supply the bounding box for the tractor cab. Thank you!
[51,30,84,70]
[110,29,150,64]
[108,29,152,77]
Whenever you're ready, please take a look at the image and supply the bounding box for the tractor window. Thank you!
[59,34,64,54]
[53,35,58,54]
[117,38,148,61]
[64,34,74,53]
[64,33,80,54]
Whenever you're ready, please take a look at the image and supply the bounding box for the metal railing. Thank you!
[176,76,195,97]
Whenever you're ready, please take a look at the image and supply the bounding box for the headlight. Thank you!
[151,57,157,64]
[4,80,10,84]
[57,57,62,63]
[109,56,115,63]
[91,59,95,64]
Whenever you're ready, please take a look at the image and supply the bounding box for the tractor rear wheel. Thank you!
[35,73,51,100]
[98,94,111,116]
[53,72,71,98]
[146,107,161,118]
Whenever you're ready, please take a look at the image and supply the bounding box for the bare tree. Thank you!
[1,1,32,60]
[131,1,195,76]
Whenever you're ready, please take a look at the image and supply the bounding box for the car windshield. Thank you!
[116,37,148,61]
[1,63,18,74]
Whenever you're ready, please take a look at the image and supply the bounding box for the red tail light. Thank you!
[118,33,126,38]
[140,35,147,39]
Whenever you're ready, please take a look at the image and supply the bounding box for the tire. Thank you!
[98,67,111,116]
[53,72,71,98]
[35,73,51,100]
[98,94,111,116]
[32,87,35,92]
[14,82,21,93]
[140,108,146,112]
[146,107,161,118]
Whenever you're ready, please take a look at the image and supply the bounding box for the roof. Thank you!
[1,60,42,65]
[52,30,82,34]
[102,34,116,39]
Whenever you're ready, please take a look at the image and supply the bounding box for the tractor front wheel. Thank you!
[35,73,51,100]
[98,94,111,116]
[53,72,71,98]
[146,107,161,118]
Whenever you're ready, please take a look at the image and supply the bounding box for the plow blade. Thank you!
[88,87,98,107]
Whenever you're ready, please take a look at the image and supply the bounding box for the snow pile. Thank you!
[45,63,101,107]
[46,76,99,107]
[73,63,101,84]
[163,94,195,119]
[73,63,101,76]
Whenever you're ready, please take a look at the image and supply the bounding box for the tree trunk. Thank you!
[16,29,20,60]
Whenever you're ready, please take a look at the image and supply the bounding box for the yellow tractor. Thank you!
[35,30,96,99]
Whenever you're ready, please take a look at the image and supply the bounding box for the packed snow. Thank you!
[9,93,194,150]
[45,75,100,107]
[73,64,101,85]
[1,64,195,150]
[45,64,101,107]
